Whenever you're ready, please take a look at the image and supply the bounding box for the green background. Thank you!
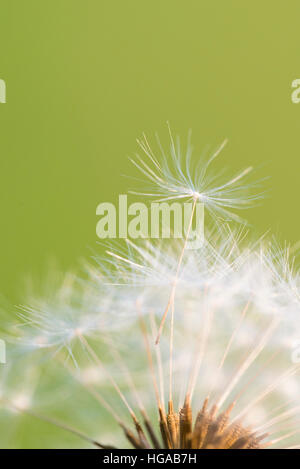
[0,0,300,448]
[1,1,300,302]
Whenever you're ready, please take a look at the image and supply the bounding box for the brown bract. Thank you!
[106,394,268,450]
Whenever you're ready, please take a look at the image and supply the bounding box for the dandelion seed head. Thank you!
[2,129,299,449]
[12,237,300,428]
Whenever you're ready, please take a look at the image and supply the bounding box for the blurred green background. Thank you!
[0,1,300,302]
[0,0,300,448]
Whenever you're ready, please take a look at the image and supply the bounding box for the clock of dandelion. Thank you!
[2,129,300,449]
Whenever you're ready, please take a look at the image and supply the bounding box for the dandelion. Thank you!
[1,130,299,449]
[1,235,300,449]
